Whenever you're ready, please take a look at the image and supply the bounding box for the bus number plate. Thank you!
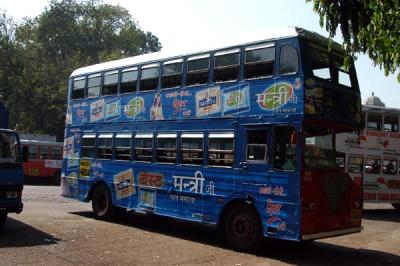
[28,168,39,176]
[139,189,155,209]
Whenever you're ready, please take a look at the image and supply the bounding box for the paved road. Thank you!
[0,185,399,265]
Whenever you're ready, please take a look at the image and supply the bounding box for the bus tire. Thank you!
[222,203,262,251]
[0,212,7,228]
[91,184,114,220]
[392,203,400,211]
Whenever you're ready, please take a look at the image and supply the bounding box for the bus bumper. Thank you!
[0,184,23,214]
[302,226,363,241]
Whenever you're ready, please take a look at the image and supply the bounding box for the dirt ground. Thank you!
[0,185,399,266]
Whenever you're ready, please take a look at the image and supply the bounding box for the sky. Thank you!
[0,0,399,108]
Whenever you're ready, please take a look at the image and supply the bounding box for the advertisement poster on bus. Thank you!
[195,86,221,117]
[222,83,250,116]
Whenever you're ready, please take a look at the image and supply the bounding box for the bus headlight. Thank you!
[6,191,18,199]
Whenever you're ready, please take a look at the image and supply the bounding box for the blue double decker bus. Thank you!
[62,28,363,250]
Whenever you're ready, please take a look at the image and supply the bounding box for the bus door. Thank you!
[364,155,382,202]
[237,126,271,208]
[347,154,364,196]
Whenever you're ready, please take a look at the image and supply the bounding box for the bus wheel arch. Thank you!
[90,182,115,220]
[218,199,263,251]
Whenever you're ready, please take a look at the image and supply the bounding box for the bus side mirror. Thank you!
[22,146,29,162]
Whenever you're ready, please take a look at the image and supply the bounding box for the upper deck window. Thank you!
[384,115,399,132]
[367,113,382,131]
[120,67,138,94]
[51,147,62,160]
[72,77,85,100]
[214,49,240,83]
[140,64,159,92]
[187,54,210,86]
[309,45,352,88]
[245,43,275,79]
[103,71,119,96]
[162,59,183,89]
[279,44,298,75]
[87,74,101,98]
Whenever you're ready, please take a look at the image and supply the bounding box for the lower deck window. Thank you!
[208,133,234,167]
[115,135,132,161]
[382,158,397,175]
[135,134,153,162]
[365,156,381,174]
[97,135,113,160]
[274,126,297,171]
[157,134,177,163]
[181,133,203,165]
[81,135,96,158]
[348,156,363,173]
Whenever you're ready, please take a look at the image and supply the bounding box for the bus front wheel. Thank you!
[222,203,262,251]
[0,212,7,228]
[392,203,400,211]
[91,184,114,219]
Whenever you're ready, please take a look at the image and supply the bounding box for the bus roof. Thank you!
[363,104,400,115]
[20,139,63,147]
[70,27,339,78]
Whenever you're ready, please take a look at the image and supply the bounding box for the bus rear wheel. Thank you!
[222,203,262,251]
[91,184,114,219]
[392,203,400,211]
[0,212,7,228]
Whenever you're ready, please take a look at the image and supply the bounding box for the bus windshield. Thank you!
[0,132,19,164]
[304,125,337,168]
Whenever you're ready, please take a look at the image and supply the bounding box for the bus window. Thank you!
[384,115,399,132]
[310,47,330,80]
[140,64,159,92]
[246,130,268,161]
[213,49,240,83]
[81,134,96,158]
[28,146,38,160]
[365,156,381,174]
[274,126,297,171]
[120,67,138,94]
[208,132,234,167]
[97,134,113,160]
[244,43,274,79]
[115,133,132,161]
[72,77,85,99]
[103,70,119,96]
[186,54,209,86]
[51,147,62,160]
[348,156,363,173]
[40,147,49,159]
[181,133,203,165]
[87,74,101,98]
[279,44,298,76]
[162,59,183,89]
[157,133,177,163]
[367,113,382,131]
[383,158,397,175]
[134,133,153,162]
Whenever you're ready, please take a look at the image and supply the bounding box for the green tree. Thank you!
[308,0,400,81]
[0,0,161,140]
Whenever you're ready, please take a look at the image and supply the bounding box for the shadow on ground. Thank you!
[363,208,400,223]
[71,210,400,265]
[24,175,60,186]
[0,217,59,248]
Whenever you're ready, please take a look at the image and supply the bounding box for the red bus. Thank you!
[21,140,63,183]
